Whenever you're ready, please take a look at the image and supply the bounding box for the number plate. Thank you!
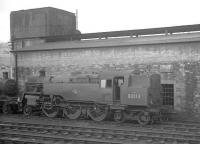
[128,92,141,99]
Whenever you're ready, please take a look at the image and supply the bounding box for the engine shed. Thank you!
[10,7,200,121]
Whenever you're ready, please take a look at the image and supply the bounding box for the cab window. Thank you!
[100,79,112,88]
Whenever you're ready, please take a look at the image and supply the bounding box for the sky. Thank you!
[0,0,200,42]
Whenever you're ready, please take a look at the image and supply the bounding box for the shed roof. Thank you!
[13,31,200,52]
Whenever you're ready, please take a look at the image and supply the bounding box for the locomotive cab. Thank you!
[120,73,162,108]
[99,72,125,105]
[100,71,162,124]
[100,72,162,108]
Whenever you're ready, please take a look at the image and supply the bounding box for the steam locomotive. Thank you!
[0,79,18,114]
[17,70,163,125]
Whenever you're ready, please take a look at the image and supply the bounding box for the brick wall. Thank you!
[17,42,200,71]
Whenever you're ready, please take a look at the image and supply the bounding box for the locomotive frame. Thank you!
[20,71,163,125]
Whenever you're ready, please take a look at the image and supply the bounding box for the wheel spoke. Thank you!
[137,111,150,125]
[88,104,109,121]
[42,98,59,118]
[23,105,32,116]
[63,104,81,119]
[42,106,59,118]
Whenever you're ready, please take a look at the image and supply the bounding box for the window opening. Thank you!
[39,70,46,77]
[100,79,112,88]
[161,84,174,106]
[3,72,8,79]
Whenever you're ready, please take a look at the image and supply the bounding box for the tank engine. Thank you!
[0,79,18,114]
[22,71,163,125]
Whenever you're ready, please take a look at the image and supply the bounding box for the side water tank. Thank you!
[0,79,18,97]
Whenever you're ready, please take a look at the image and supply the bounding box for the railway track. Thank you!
[0,115,200,144]
[1,120,200,135]
[2,114,200,134]
[0,131,123,144]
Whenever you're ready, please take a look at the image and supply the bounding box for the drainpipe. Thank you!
[14,52,18,87]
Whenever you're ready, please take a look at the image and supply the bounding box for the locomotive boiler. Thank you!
[22,70,163,125]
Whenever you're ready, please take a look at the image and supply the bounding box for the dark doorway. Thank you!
[113,77,124,102]
[161,84,174,106]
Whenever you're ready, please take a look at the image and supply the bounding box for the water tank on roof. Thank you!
[10,7,77,39]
